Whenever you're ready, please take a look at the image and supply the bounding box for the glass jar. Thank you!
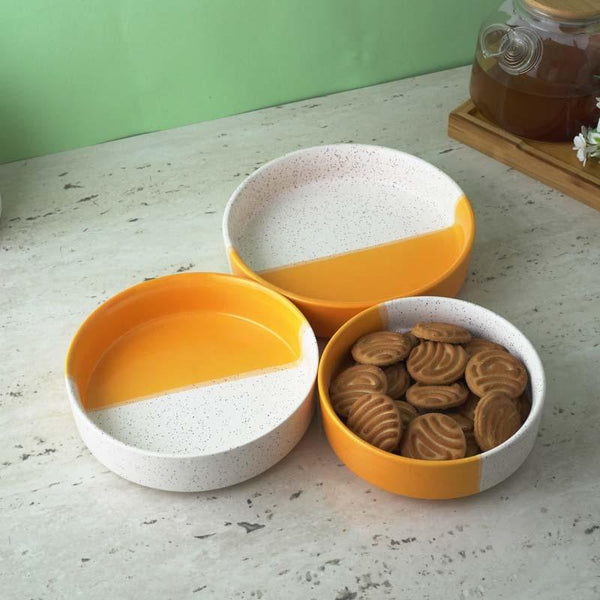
[470,0,600,141]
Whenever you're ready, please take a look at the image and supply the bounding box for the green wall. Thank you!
[0,0,497,163]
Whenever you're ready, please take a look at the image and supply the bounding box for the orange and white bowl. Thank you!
[318,296,546,499]
[65,273,318,492]
[223,144,475,337]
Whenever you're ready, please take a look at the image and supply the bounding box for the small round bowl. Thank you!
[223,144,475,337]
[66,273,318,492]
[318,296,545,499]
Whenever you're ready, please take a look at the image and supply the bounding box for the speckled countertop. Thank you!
[1,66,599,599]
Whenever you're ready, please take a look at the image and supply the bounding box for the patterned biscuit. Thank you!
[401,413,466,460]
[474,392,521,451]
[405,382,469,410]
[411,322,472,344]
[383,362,411,399]
[352,331,412,366]
[330,364,387,418]
[407,341,468,385]
[347,393,402,452]
[395,400,419,427]
[464,338,506,357]
[466,349,528,398]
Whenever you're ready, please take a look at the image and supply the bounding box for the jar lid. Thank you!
[524,0,600,22]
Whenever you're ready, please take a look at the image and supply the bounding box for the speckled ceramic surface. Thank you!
[223,144,475,336]
[318,296,546,499]
[65,273,319,492]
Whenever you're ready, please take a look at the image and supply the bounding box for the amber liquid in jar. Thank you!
[471,39,600,142]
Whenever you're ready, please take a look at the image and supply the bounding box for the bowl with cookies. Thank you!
[223,144,475,337]
[318,296,545,499]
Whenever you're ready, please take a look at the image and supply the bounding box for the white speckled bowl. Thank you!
[65,273,319,492]
[318,296,546,499]
[223,144,475,337]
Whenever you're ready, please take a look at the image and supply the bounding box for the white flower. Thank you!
[597,97,600,109]
[573,129,588,166]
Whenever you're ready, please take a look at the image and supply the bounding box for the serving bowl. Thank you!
[318,296,545,499]
[66,272,318,492]
[223,144,475,337]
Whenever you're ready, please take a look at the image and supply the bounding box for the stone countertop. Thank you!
[1,66,599,599]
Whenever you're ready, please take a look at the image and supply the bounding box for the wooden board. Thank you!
[448,99,600,212]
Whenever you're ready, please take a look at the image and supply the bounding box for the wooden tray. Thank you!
[448,100,600,212]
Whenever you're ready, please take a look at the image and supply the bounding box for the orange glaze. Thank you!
[85,312,298,411]
[66,273,305,411]
[258,225,464,303]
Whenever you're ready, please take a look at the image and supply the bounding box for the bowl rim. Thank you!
[318,295,546,467]
[222,143,476,309]
[65,271,319,460]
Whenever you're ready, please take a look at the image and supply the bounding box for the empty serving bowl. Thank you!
[223,144,475,337]
[66,273,319,492]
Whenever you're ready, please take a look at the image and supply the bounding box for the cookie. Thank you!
[464,338,506,357]
[351,331,412,366]
[474,392,521,452]
[401,413,466,460]
[459,392,480,421]
[405,382,469,410]
[330,364,387,418]
[347,393,402,452]
[395,400,419,427]
[465,349,528,398]
[411,322,472,344]
[407,341,468,385]
[384,363,411,399]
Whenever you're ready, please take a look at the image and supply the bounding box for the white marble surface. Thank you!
[1,66,599,599]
